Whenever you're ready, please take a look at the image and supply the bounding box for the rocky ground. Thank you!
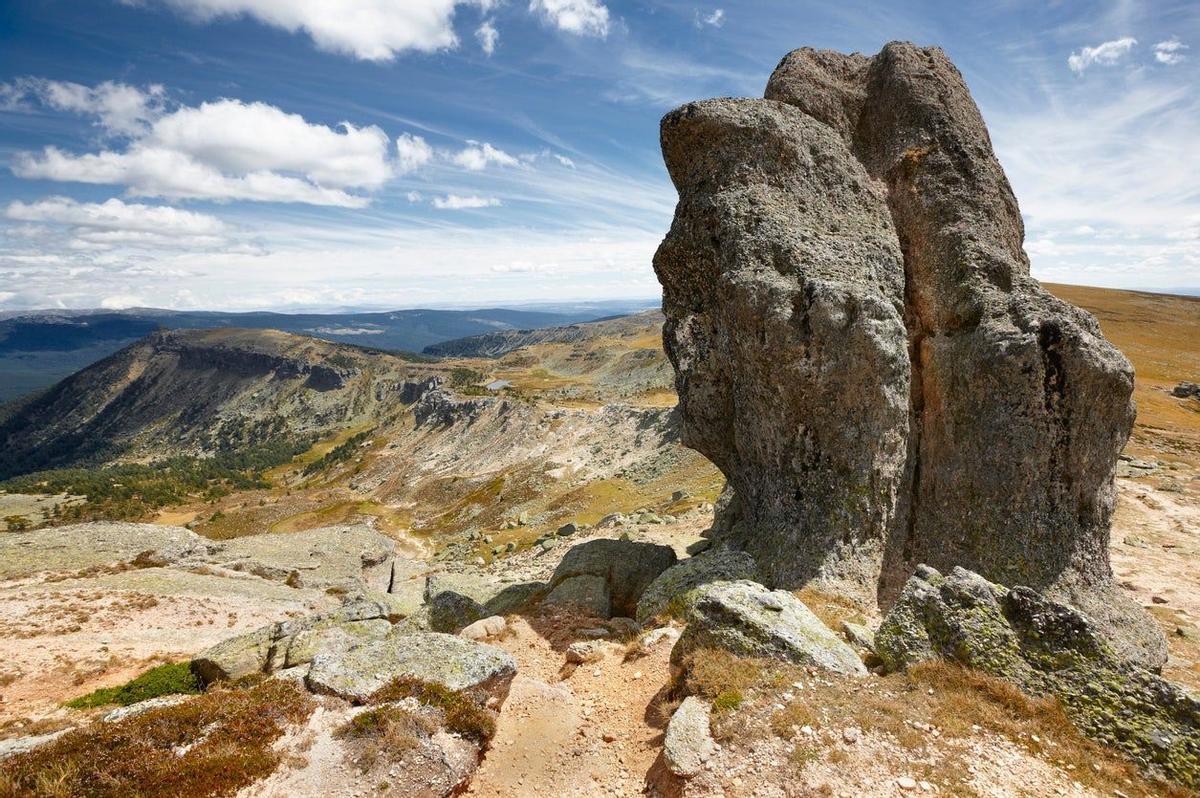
[0,281,1197,796]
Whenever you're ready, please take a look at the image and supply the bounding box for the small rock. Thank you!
[842,727,860,744]
[664,696,717,777]
[557,522,578,537]
[459,615,507,641]
[897,776,917,791]
[565,641,605,664]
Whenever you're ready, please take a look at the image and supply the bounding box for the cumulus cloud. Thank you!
[451,141,519,170]
[5,196,225,236]
[695,9,724,28]
[395,133,434,173]
[1068,36,1137,74]
[0,78,165,136]
[432,194,502,209]
[146,0,497,61]
[1154,38,1188,65]
[5,197,230,251]
[10,87,406,207]
[476,19,499,55]
[529,0,610,37]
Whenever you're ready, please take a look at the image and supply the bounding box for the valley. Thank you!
[0,283,1197,797]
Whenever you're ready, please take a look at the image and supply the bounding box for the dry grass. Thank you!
[335,705,438,773]
[680,649,1189,798]
[0,679,313,798]
[369,677,497,745]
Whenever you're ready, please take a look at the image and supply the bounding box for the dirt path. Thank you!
[466,616,675,797]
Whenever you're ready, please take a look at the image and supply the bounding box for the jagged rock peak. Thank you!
[652,41,1164,668]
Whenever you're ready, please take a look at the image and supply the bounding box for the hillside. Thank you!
[0,305,640,404]
[0,328,441,480]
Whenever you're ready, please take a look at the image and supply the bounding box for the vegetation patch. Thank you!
[65,662,201,710]
[0,439,312,525]
[0,679,313,798]
[369,677,496,744]
[302,429,374,476]
[335,705,438,773]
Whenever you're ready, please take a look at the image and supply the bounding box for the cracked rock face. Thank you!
[653,41,1164,668]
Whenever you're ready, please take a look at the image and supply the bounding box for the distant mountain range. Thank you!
[0,302,658,404]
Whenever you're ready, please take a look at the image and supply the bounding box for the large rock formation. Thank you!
[653,42,1163,667]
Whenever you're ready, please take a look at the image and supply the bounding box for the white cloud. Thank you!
[99,294,145,309]
[476,19,499,55]
[0,78,165,136]
[1153,38,1188,65]
[406,191,424,203]
[451,141,519,170]
[553,154,576,168]
[1068,37,1137,74]
[695,9,724,28]
[395,133,434,173]
[11,89,403,207]
[529,0,609,37]
[432,194,502,209]
[148,0,497,61]
[5,197,225,236]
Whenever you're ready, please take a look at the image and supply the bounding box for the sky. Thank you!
[0,0,1197,312]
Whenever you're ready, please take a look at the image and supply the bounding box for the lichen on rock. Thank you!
[876,565,1200,788]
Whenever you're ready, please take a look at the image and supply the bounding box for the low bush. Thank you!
[65,661,201,710]
[335,705,438,772]
[0,679,313,798]
[370,677,496,744]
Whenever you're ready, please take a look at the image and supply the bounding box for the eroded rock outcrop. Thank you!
[876,566,1199,788]
[653,41,1161,667]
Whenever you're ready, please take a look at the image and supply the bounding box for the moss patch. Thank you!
[65,662,202,710]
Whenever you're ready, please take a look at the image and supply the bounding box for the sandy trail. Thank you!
[467,615,674,798]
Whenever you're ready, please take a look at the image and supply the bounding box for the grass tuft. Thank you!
[369,677,497,744]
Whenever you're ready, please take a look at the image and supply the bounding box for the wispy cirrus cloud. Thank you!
[432,194,502,209]
[1067,36,1137,74]
[1153,38,1188,65]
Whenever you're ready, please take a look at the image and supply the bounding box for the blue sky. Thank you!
[0,0,1197,311]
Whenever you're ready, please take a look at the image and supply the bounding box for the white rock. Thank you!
[664,696,717,777]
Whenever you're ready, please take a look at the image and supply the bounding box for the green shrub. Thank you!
[65,662,202,710]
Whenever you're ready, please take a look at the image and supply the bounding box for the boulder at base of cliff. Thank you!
[876,565,1200,790]
[546,538,677,618]
[671,580,865,676]
[636,547,760,625]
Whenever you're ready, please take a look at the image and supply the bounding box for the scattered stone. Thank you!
[565,641,606,664]
[876,565,1200,788]
[635,547,760,624]
[840,620,876,653]
[671,490,690,502]
[664,696,717,777]
[306,631,517,707]
[607,616,641,639]
[671,580,866,676]
[101,695,191,723]
[842,727,860,744]
[557,522,578,537]
[897,776,917,791]
[1171,381,1199,398]
[460,615,507,641]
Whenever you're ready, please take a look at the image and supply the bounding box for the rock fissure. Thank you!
[654,41,1167,668]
